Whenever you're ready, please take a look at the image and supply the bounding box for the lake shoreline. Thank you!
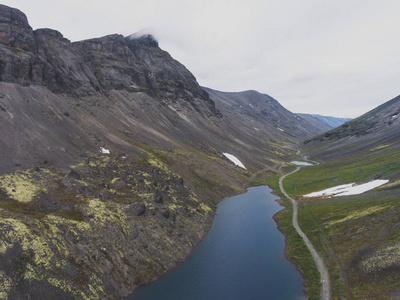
[127,185,305,299]
[273,207,309,297]
[125,187,249,299]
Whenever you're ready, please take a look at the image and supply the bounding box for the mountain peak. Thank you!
[34,28,70,42]
[0,4,36,52]
[126,32,159,48]
[0,4,30,27]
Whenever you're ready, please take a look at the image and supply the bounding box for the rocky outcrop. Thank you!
[0,155,216,299]
[0,6,221,118]
[0,4,36,52]
[0,4,37,86]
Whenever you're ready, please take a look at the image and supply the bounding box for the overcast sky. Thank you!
[4,0,400,118]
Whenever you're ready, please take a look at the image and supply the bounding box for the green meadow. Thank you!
[267,146,400,298]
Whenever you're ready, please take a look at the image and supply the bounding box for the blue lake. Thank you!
[128,186,305,300]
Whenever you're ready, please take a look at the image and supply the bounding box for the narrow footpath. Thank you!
[279,167,330,300]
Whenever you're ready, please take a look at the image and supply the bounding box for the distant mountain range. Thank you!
[297,114,351,129]
[311,114,352,128]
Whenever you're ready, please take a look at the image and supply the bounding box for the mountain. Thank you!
[288,94,400,298]
[0,4,320,299]
[304,94,400,161]
[311,114,351,129]
[296,113,351,133]
[204,87,329,144]
[2,4,400,299]
[295,113,333,132]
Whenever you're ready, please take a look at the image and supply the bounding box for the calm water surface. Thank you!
[128,186,305,300]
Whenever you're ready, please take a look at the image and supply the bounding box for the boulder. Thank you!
[154,190,164,204]
[110,178,126,190]
[161,209,170,219]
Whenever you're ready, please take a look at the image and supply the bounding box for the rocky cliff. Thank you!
[0,4,326,299]
[0,5,257,299]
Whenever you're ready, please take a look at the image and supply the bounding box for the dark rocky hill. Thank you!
[303,95,400,161]
[295,113,333,132]
[0,4,342,299]
[294,96,400,299]
[0,4,315,299]
[204,87,329,144]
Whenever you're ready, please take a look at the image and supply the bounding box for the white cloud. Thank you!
[4,0,400,118]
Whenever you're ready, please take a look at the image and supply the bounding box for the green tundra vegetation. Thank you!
[267,145,400,299]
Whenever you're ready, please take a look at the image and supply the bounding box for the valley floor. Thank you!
[279,167,330,300]
[264,147,400,299]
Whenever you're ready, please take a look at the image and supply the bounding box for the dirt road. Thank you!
[279,167,330,300]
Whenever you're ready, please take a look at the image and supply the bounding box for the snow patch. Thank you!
[278,127,284,132]
[254,127,259,131]
[304,180,389,198]
[100,147,110,154]
[223,153,247,169]
[291,161,313,166]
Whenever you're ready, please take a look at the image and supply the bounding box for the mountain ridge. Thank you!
[204,87,328,144]
[310,114,351,129]
[0,4,383,299]
[303,94,400,161]
[281,93,400,298]
[0,4,320,299]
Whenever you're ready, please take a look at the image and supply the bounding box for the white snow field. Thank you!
[223,153,247,169]
[291,161,313,166]
[304,179,389,198]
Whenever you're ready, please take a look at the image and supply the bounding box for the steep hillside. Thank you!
[204,87,328,144]
[311,114,351,129]
[304,95,400,161]
[0,7,289,174]
[275,94,400,298]
[296,113,333,132]
[0,5,302,299]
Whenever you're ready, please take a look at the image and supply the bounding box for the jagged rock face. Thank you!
[0,7,220,118]
[0,5,37,86]
[0,5,231,175]
[0,4,36,52]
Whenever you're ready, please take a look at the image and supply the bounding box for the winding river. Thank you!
[128,186,305,300]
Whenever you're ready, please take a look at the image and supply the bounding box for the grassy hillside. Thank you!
[258,173,322,300]
[276,146,400,299]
